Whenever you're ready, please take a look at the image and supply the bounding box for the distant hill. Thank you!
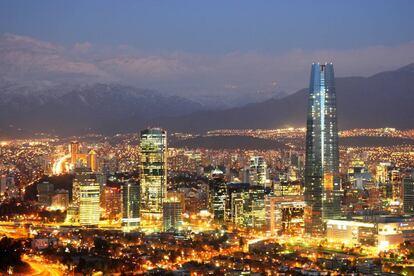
[0,64,413,137]
[170,136,414,150]
[0,83,204,136]
[156,63,414,132]
[170,136,287,150]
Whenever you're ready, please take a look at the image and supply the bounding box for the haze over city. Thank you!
[1,1,414,275]
[1,1,414,106]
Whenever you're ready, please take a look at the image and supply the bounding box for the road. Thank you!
[22,255,65,276]
[0,225,29,239]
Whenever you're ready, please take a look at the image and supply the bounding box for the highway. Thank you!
[23,255,65,276]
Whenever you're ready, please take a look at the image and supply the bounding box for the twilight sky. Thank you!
[1,0,414,106]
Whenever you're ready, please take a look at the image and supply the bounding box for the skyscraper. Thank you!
[37,181,54,206]
[249,156,268,187]
[247,185,266,229]
[87,149,98,172]
[304,63,341,235]
[121,181,140,232]
[139,128,167,229]
[51,189,69,210]
[70,141,80,165]
[79,179,101,226]
[103,186,122,220]
[163,196,183,231]
[72,167,96,208]
[403,173,414,215]
[209,167,227,223]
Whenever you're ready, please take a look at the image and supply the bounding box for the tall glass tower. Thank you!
[304,63,341,235]
[139,128,167,228]
[122,180,140,232]
[249,156,268,188]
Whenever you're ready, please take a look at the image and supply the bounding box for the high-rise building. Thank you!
[0,175,19,200]
[304,63,341,235]
[139,128,167,228]
[79,179,101,226]
[163,196,183,231]
[209,168,227,223]
[72,168,96,208]
[87,149,98,172]
[226,183,250,225]
[121,181,140,232]
[347,160,372,190]
[403,173,414,214]
[51,189,69,210]
[37,181,54,206]
[224,183,266,229]
[102,186,121,220]
[249,156,268,187]
[70,141,80,164]
[266,194,305,235]
[376,162,393,184]
[247,185,266,229]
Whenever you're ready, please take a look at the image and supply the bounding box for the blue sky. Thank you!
[0,1,414,106]
[1,0,413,54]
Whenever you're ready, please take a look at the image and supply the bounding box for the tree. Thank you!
[0,237,24,271]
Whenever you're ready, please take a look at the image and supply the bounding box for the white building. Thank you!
[79,180,101,226]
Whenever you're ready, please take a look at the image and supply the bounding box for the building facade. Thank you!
[139,128,167,228]
[304,63,341,235]
[37,181,54,206]
[102,186,122,220]
[403,173,414,214]
[51,189,69,210]
[121,181,140,231]
[209,168,227,223]
[163,197,183,231]
[79,179,101,226]
[249,156,268,187]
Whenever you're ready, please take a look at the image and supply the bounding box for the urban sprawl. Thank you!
[1,64,414,275]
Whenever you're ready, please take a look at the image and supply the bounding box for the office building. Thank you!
[121,181,140,232]
[72,168,96,208]
[51,189,69,210]
[87,149,98,172]
[0,175,19,200]
[70,141,80,164]
[246,185,266,229]
[226,183,249,225]
[249,156,268,187]
[140,128,167,228]
[304,63,341,235]
[266,194,306,235]
[347,160,372,190]
[79,179,101,226]
[209,168,227,223]
[37,181,54,206]
[403,173,414,214]
[102,186,121,220]
[163,195,183,231]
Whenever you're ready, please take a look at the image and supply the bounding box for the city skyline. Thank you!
[0,2,414,275]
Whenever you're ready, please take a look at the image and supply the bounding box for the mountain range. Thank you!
[0,82,203,136]
[156,63,414,132]
[0,63,413,137]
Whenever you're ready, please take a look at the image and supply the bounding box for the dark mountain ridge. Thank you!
[155,63,414,132]
[0,63,413,137]
[0,83,203,136]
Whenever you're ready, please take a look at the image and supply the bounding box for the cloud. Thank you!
[0,33,61,52]
[1,33,414,106]
[0,34,107,80]
[73,42,92,53]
